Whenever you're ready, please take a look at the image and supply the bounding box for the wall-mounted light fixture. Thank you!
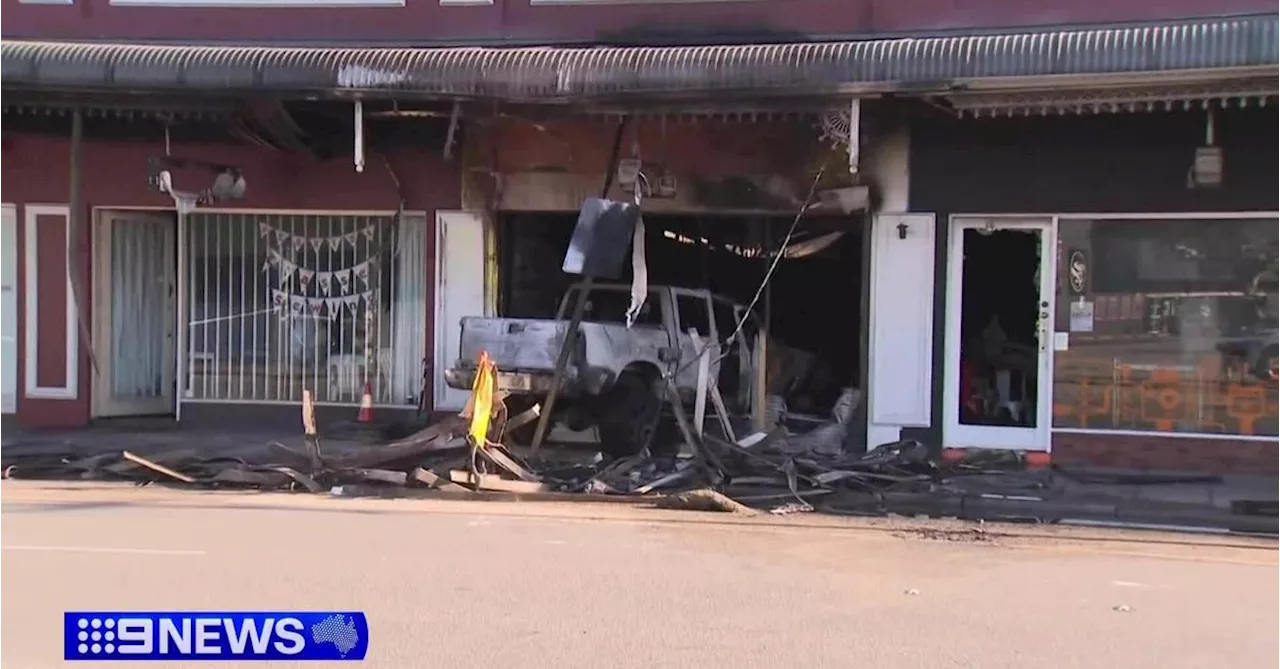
[1188,107,1223,189]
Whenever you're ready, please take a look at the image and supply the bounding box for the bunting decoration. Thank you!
[257,221,384,254]
[260,221,386,322]
[271,289,377,321]
[265,249,375,291]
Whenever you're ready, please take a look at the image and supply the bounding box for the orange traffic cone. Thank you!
[357,382,374,423]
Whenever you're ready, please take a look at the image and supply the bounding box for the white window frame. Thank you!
[1048,210,1279,443]
[948,210,1279,445]
[23,204,79,401]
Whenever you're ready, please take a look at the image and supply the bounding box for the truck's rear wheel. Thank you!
[597,373,661,458]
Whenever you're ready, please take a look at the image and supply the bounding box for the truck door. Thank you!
[671,291,719,396]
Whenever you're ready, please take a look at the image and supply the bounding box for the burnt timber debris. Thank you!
[0,363,1013,511]
[2,389,1276,535]
[0,378,1049,520]
[0,413,985,514]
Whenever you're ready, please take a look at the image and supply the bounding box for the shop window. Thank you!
[1052,216,1278,437]
[184,212,429,407]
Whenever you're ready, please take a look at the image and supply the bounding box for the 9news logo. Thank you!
[64,611,369,661]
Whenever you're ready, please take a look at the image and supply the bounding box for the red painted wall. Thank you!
[2,135,459,428]
[1,0,1270,45]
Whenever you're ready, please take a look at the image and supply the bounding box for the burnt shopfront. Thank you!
[442,112,904,436]
[5,14,1276,445]
[910,102,1278,473]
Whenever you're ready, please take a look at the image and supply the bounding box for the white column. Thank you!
[862,126,936,447]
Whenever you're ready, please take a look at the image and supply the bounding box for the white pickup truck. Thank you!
[445,283,760,455]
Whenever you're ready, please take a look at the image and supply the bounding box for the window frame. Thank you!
[1049,210,1278,442]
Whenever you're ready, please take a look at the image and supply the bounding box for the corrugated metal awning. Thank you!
[948,76,1278,116]
[2,14,1276,101]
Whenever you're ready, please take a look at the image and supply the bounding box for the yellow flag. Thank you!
[468,352,496,446]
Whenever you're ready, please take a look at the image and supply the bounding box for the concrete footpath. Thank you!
[811,468,1278,535]
[4,481,1276,669]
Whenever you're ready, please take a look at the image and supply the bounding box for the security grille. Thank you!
[182,212,428,407]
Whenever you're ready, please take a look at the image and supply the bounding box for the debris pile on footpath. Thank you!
[0,384,1040,518]
[14,357,1270,531]
[4,387,1275,534]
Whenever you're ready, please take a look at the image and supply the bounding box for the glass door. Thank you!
[943,217,1056,451]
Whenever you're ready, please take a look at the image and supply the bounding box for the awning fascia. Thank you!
[3,14,1276,101]
[947,74,1278,116]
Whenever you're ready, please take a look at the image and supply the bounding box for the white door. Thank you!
[943,217,1056,451]
[433,211,486,411]
[1,204,17,413]
[93,211,177,417]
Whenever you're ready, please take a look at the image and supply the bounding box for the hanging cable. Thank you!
[673,159,829,379]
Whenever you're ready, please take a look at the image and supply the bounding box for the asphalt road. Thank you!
[2,482,1277,669]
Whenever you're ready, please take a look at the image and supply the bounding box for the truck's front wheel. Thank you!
[597,372,661,458]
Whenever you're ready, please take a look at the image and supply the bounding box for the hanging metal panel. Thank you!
[182,211,428,407]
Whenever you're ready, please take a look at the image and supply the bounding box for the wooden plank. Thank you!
[448,470,549,494]
[382,415,467,450]
[301,389,317,437]
[422,454,469,476]
[264,466,323,493]
[324,417,466,470]
[708,383,737,443]
[654,488,757,515]
[505,404,541,432]
[343,468,409,486]
[104,449,197,475]
[121,451,196,484]
[632,467,695,495]
[410,467,468,492]
[478,443,541,482]
[691,331,710,438]
[210,468,291,488]
[301,388,324,472]
[752,331,768,432]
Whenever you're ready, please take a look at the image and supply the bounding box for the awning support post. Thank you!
[847,98,861,176]
[354,100,365,174]
[68,108,99,377]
